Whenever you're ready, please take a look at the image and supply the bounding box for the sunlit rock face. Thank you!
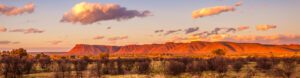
[67,41,300,55]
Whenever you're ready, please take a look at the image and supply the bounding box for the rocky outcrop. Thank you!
[66,41,300,55]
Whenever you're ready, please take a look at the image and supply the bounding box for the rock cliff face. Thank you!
[67,41,300,55]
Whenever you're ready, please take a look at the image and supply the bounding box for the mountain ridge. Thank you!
[66,41,300,55]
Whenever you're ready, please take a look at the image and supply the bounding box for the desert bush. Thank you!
[245,68,256,78]
[186,59,208,74]
[37,53,52,71]
[72,59,88,78]
[232,60,244,72]
[136,61,150,74]
[212,49,226,56]
[150,60,166,74]
[115,57,124,74]
[0,49,35,78]
[90,61,102,78]
[165,61,186,75]
[208,57,228,73]
[269,58,297,78]
[255,58,274,71]
[0,56,23,78]
[121,59,135,74]
[54,58,72,78]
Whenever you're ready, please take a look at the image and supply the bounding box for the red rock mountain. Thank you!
[66,41,300,55]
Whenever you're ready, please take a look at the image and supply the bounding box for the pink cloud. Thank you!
[48,41,63,45]
[61,2,151,24]
[0,41,20,45]
[178,34,300,45]
[164,29,182,36]
[192,1,242,19]
[9,28,44,34]
[192,6,235,19]
[256,24,277,31]
[93,35,105,40]
[0,3,34,16]
[0,26,7,32]
[237,26,249,31]
[108,36,128,41]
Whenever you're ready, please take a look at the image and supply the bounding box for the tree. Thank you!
[232,60,244,72]
[208,57,228,78]
[212,49,226,56]
[186,59,208,75]
[72,59,88,78]
[165,61,186,75]
[11,48,28,58]
[270,59,297,78]
[36,53,51,71]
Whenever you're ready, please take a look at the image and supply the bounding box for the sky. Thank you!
[0,0,300,52]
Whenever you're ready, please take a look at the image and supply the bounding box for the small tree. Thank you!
[73,59,88,78]
[135,61,150,74]
[37,53,51,71]
[232,60,244,72]
[255,58,274,72]
[165,61,186,75]
[270,59,297,78]
[90,60,103,78]
[212,49,226,56]
[11,48,28,58]
[186,59,208,75]
[208,57,228,78]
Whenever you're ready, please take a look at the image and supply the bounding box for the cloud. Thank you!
[192,6,235,19]
[12,41,20,44]
[49,41,62,45]
[9,28,44,34]
[108,36,128,41]
[193,27,237,37]
[93,35,104,40]
[0,41,10,45]
[234,1,242,7]
[193,31,209,37]
[185,27,199,34]
[237,26,249,31]
[256,24,277,31]
[0,41,20,45]
[224,34,300,44]
[193,26,250,37]
[154,29,164,33]
[0,3,34,16]
[61,2,151,24]
[107,27,111,30]
[179,34,300,44]
[0,26,7,32]
[192,1,243,19]
[164,29,182,36]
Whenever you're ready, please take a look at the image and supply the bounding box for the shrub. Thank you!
[72,59,88,78]
[90,60,103,78]
[54,59,72,78]
[269,59,297,78]
[212,49,226,56]
[122,60,135,74]
[150,60,166,74]
[232,60,244,72]
[255,58,274,71]
[165,61,186,75]
[208,57,228,73]
[135,61,150,74]
[186,59,208,74]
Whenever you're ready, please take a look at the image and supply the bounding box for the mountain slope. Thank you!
[66,41,300,55]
